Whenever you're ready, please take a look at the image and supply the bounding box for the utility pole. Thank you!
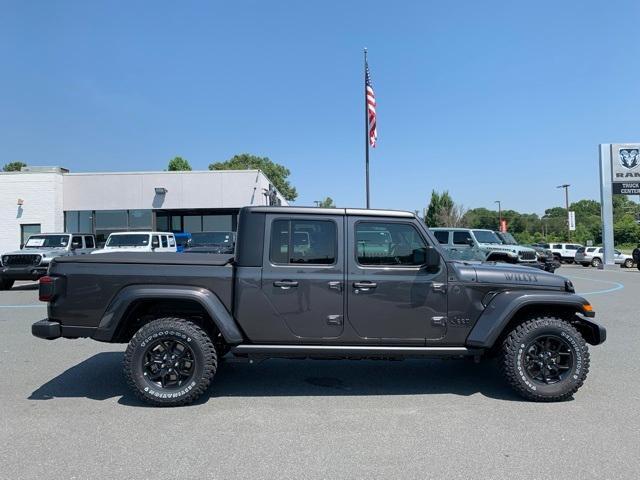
[495,200,502,230]
[557,184,571,240]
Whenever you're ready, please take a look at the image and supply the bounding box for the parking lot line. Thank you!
[564,275,625,296]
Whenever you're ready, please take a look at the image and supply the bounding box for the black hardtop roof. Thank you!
[242,206,415,218]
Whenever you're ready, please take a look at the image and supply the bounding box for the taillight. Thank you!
[39,276,55,302]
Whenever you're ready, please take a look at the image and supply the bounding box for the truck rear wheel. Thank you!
[501,316,589,402]
[0,279,14,290]
[123,317,217,407]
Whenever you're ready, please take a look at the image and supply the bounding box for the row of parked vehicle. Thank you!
[531,242,636,268]
[429,227,560,272]
[0,230,235,290]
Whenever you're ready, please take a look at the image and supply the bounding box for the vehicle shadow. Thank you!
[29,351,526,406]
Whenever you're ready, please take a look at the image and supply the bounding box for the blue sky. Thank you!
[1,0,639,214]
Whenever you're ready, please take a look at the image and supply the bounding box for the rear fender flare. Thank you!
[94,285,243,343]
[466,291,592,348]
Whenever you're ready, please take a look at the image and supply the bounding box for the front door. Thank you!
[346,218,448,343]
[261,214,345,339]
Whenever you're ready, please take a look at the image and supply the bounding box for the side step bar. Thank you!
[231,344,482,359]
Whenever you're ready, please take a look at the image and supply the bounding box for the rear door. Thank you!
[261,214,345,339]
[346,217,448,343]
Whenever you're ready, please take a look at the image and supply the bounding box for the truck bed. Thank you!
[47,253,235,331]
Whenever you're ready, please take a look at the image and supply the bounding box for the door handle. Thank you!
[273,280,299,289]
[328,281,342,291]
[432,283,447,293]
[353,281,377,292]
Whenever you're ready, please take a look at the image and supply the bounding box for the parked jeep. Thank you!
[0,233,95,290]
[32,207,605,406]
[431,228,538,265]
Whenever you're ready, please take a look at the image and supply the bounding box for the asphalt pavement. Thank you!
[1,265,639,479]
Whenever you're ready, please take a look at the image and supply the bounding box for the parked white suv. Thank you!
[548,243,583,263]
[92,232,177,254]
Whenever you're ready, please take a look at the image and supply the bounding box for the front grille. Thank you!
[519,251,537,261]
[2,254,41,266]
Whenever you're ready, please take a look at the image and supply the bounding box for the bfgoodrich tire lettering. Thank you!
[124,317,217,407]
[502,317,590,402]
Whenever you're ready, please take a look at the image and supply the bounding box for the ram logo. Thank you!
[619,148,640,170]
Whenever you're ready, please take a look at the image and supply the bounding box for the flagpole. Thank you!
[364,48,370,209]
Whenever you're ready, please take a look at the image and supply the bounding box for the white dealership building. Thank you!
[0,167,288,252]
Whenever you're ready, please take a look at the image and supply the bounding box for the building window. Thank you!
[183,215,202,233]
[64,211,78,233]
[203,215,232,231]
[20,224,41,248]
[129,210,152,230]
[94,210,128,230]
[171,216,182,232]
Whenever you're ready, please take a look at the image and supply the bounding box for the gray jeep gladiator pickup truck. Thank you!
[32,207,605,406]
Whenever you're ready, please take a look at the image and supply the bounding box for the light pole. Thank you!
[495,200,502,231]
[556,184,571,240]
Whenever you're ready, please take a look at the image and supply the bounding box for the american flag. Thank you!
[365,61,377,148]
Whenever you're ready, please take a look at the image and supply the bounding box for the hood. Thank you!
[2,248,68,256]
[463,262,568,290]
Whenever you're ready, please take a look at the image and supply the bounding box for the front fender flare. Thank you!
[466,290,592,348]
[93,285,244,344]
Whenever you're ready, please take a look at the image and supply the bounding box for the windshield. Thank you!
[473,230,502,244]
[498,232,518,245]
[24,235,69,248]
[189,232,234,247]
[106,234,150,247]
[440,245,487,262]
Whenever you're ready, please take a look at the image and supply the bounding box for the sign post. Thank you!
[599,143,640,267]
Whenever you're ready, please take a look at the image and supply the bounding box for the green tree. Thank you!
[425,190,465,227]
[2,161,27,172]
[317,197,335,208]
[167,156,192,171]
[209,153,297,201]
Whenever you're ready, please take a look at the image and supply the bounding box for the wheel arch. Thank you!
[93,285,244,344]
[466,291,595,349]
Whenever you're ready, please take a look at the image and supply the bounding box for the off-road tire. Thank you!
[0,279,14,290]
[124,317,217,407]
[581,263,590,267]
[591,257,602,268]
[502,316,590,402]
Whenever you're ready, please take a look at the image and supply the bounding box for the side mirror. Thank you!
[151,238,160,249]
[414,246,440,268]
[71,242,81,250]
[466,238,474,246]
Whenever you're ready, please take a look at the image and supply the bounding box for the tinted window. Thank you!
[433,231,449,244]
[270,219,336,265]
[566,245,580,250]
[552,244,562,249]
[107,234,150,247]
[71,235,83,247]
[168,236,176,247]
[161,236,168,248]
[356,222,427,266]
[84,236,95,248]
[24,234,68,248]
[472,230,502,244]
[453,231,473,245]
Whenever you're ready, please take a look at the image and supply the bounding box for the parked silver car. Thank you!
[575,246,635,268]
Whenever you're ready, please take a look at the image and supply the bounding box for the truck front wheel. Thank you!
[124,317,217,407]
[501,317,590,402]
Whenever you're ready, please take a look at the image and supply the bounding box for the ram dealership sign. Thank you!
[611,143,640,194]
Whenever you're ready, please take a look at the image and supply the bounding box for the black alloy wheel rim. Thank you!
[523,335,574,385]
[142,339,195,389]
